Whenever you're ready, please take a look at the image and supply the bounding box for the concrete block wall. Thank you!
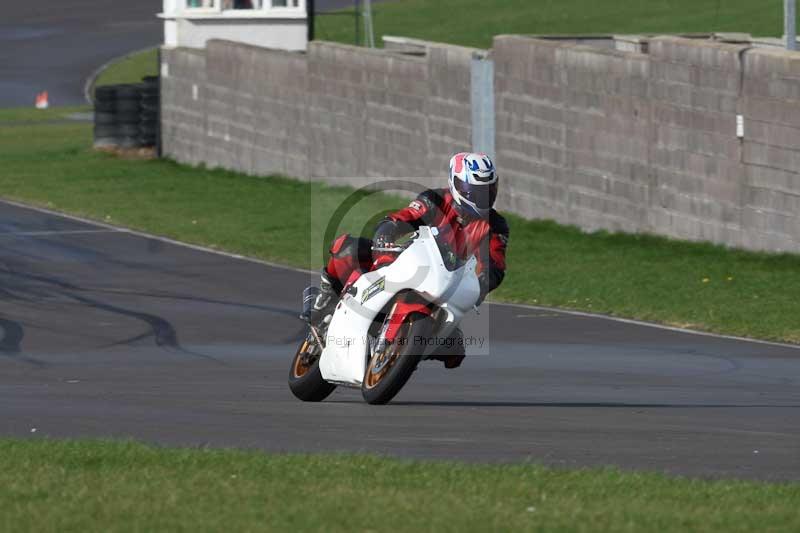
[161,41,309,179]
[162,35,800,253]
[647,37,747,245]
[563,44,652,234]
[741,48,800,251]
[204,41,309,179]
[161,47,208,167]
[495,36,652,233]
[494,37,569,224]
[425,44,476,174]
[162,39,476,195]
[306,41,476,190]
[306,42,369,180]
[306,42,433,184]
[494,35,800,253]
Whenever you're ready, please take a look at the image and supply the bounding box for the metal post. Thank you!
[363,0,375,48]
[355,0,361,46]
[156,46,163,158]
[786,0,797,50]
[471,53,495,159]
[307,0,315,43]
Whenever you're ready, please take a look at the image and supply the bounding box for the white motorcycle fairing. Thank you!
[318,226,481,387]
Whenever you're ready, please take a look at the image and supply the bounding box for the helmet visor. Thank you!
[453,178,498,210]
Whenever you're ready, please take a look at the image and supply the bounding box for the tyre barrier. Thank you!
[93,77,160,150]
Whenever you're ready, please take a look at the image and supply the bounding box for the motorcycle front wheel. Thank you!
[361,312,432,405]
[288,334,337,402]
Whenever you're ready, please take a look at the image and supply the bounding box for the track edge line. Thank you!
[0,197,317,275]
[2,196,797,351]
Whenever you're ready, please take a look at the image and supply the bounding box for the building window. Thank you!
[222,0,264,8]
[183,0,302,11]
[186,0,216,8]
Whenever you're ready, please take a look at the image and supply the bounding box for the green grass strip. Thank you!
[0,116,798,343]
[317,0,794,49]
[0,105,91,124]
[94,48,159,88]
[0,438,798,532]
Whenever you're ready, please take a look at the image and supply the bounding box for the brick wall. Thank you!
[161,47,207,167]
[494,36,651,233]
[162,36,800,253]
[162,39,476,195]
[494,35,800,253]
[740,47,800,251]
[647,37,746,245]
[162,41,308,178]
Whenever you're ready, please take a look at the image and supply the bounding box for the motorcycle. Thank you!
[288,225,481,405]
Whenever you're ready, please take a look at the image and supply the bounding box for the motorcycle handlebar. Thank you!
[371,231,418,254]
[371,246,405,253]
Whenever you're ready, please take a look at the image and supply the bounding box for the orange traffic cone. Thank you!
[35,91,49,109]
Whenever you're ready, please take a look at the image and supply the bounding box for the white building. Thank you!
[160,0,308,51]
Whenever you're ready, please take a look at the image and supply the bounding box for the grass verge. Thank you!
[1,438,799,533]
[0,105,91,124]
[93,48,159,88]
[317,0,794,49]
[0,112,798,343]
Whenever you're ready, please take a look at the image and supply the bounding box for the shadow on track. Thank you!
[0,315,46,366]
[0,267,224,361]
[0,259,308,357]
[386,401,800,409]
[0,316,24,353]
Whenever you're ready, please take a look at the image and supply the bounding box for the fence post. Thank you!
[307,0,315,44]
[470,52,495,159]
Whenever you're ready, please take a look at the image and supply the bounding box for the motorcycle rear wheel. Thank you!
[361,313,431,405]
[288,336,337,402]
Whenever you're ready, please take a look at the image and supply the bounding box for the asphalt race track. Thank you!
[0,0,379,107]
[0,201,798,480]
[0,1,162,107]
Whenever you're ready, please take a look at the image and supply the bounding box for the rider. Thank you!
[302,152,509,368]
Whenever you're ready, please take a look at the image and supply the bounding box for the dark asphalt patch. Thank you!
[0,200,798,481]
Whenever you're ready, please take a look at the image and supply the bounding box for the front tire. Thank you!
[361,313,432,405]
[288,337,337,402]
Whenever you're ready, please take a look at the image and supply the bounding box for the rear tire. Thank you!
[361,313,432,405]
[288,337,337,402]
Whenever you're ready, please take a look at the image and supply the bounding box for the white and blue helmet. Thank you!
[448,152,499,219]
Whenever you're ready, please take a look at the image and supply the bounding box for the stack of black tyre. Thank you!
[93,76,159,150]
[139,76,159,148]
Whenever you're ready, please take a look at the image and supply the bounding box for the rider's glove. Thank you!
[373,219,400,250]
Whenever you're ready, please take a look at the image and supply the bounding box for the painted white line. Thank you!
[0,229,121,237]
[499,300,800,351]
[1,197,797,350]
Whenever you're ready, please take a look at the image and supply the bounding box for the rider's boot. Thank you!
[430,327,466,369]
[300,269,340,327]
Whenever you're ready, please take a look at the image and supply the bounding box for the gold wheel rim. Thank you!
[364,322,410,390]
[292,340,313,378]
[364,345,399,389]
